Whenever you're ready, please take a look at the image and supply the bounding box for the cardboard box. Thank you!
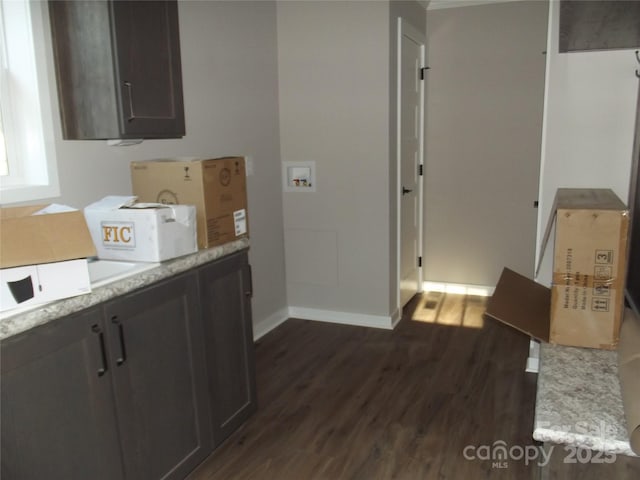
[130,157,248,249]
[0,204,96,269]
[84,196,198,262]
[1,259,91,313]
[486,188,629,350]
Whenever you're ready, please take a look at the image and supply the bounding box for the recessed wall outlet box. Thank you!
[283,161,316,192]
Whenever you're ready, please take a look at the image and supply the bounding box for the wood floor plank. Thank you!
[187,293,640,480]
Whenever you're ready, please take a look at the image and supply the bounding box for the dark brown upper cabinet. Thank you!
[49,0,185,140]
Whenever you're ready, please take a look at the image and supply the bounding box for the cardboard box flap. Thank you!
[0,205,47,219]
[555,188,627,210]
[86,195,138,211]
[0,207,97,269]
[485,268,551,342]
[534,188,629,277]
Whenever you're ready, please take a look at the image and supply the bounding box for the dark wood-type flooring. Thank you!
[188,292,640,480]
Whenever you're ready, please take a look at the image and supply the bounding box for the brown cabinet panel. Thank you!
[1,309,124,480]
[0,253,255,479]
[626,84,640,312]
[49,0,185,139]
[105,272,212,480]
[198,251,257,446]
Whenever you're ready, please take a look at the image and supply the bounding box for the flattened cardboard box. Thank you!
[130,157,248,249]
[486,189,629,350]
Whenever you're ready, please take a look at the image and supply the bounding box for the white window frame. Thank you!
[0,0,59,204]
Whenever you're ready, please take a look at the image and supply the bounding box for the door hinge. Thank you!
[418,256,422,267]
[418,164,423,176]
[420,66,430,80]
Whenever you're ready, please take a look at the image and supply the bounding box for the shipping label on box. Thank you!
[84,196,197,262]
[0,259,91,313]
[130,157,249,249]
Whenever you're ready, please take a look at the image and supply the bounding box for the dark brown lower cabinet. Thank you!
[1,252,256,479]
[104,272,213,480]
[198,251,257,446]
[0,308,124,480]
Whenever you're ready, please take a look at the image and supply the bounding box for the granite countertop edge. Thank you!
[0,238,250,341]
[532,428,636,456]
[533,341,638,458]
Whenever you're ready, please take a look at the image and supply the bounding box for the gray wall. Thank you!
[424,0,548,286]
[38,1,288,331]
[535,0,638,286]
[277,0,392,317]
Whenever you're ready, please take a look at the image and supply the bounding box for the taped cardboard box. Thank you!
[486,189,629,350]
[84,196,197,262]
[130,157,248,249]
[0,205,96,313]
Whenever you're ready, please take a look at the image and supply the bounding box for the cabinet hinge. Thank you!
[420,67,430,80]
[418,164,423,176]
[418,256,422,267]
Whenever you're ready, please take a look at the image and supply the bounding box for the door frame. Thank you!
[396,17,426,312]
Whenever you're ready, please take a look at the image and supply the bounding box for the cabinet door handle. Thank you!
[92,324,109,377]
[111,316,127,366]
[244,264,253,297]
[123,81,135,122]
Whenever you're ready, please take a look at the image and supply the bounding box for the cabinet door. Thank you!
[199,251,257,446]
[49,0,185,139]
[105,272,212,480]
[110,0,185,138]
[49,0,122,139]
[1,309,124,480]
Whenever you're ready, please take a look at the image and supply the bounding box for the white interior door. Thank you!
[398,19,425,308]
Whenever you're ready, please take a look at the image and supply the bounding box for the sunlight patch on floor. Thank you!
[410,291,486,329]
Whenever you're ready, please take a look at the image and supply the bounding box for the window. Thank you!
[0,0,59,204]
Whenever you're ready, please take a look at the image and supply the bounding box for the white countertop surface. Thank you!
[533,341,637,457]
[0,238,249,341]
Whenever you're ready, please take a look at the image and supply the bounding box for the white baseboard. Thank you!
[288,306,395,330]
[390,308,402,328]
[526,338,540,373]
[253,307,289,341]
[423,281,494,297]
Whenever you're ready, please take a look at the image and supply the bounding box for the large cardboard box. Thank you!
[486,189,629,350]
[130,157,248,249]
[0,204,96,268]
[0,205,96,313]
[84,196,198,262]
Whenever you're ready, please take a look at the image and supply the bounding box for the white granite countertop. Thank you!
[0,238,249,341]
[533,342,637,457]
